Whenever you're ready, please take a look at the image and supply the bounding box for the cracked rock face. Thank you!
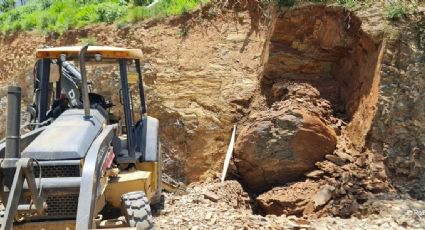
[370,19,425,199]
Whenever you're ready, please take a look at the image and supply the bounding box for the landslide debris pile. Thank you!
[154,180,425,230]
[154,181,291,229]
[235,81,392,218]
[234,5,392,218]
[256,134,391,218]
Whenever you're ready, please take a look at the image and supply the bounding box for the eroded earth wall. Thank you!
[369,19,425,200]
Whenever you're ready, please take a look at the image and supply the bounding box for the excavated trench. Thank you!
[234,5,386,217]
[263,5,383,146]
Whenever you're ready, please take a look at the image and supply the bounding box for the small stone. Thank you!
[335,150,354,162]
[313,185,335,209]
[325,154,346,166]
[305,170,325,179]
[355,157,367,168]
[160,209,170,215]
[205,212,213,220]
[203,191,220,202]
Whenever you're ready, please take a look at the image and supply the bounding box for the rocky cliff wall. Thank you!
[369,18,425,200]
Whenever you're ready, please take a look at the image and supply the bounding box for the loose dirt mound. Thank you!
[154,179,425,229]
[257,134,392,218]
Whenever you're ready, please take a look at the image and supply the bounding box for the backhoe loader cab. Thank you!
[0,46,161,230]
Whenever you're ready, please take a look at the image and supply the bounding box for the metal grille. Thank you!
[46,194,79,217]
[34,165,80,178]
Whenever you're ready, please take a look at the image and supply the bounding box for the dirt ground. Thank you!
[153,180,425,229]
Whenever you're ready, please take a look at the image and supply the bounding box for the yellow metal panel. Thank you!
[35,46,143,60]
[105,171,152,208]
[14,220,75,230]
[127,73,139,85]
[14,221,138,230]
[135,162,158,193]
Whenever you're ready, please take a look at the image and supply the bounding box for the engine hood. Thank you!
[22,109,106,160]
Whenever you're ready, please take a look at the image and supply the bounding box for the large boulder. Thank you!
[234,103,337,193]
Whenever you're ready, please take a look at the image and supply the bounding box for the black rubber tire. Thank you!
[0,204,4,228]
[121,191,154,230]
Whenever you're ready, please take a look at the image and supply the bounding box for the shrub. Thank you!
[336,0,358,9]
[95,2,126,23]
[79,36,97,45]
[21,14,38,30]
[277,0,295,7]
[0,0,15,12]
[386,1,408,21]
[38,0,53,9]
[127,6,148,21]
[0,0,209,33]
[133,0,151,6]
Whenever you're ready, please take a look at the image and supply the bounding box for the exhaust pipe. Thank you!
[5,86,21,159]
[79,44,91,118]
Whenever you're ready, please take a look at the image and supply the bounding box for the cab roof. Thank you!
[36,46,143,60]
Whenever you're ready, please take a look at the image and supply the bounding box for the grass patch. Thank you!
[125,0,209,22]
[0,0,209,33]
[385,0,408,21]
[307,0,359,10]
[335,0,358,10]
[277,0,296,7]
[79,36,98,45]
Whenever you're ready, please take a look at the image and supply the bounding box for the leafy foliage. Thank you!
[79,36,97,45]
[385,0,408,21]
[277,0,296,7]
[0,0,208,33]
[0,0,15,12]
[133,0,152,6]
[335,0,358,9]
[95,2,126,23]
[125,0,208,22]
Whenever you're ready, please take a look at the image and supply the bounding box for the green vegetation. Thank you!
[0,0,209,33]
[335,0,358,10]
[276,0,360,9]
[277,0,296,7]
[0,0,15,12]
[125,0,207,22]
[308,0,359,9]
[385,0,408,21]
[79,36,97,45]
